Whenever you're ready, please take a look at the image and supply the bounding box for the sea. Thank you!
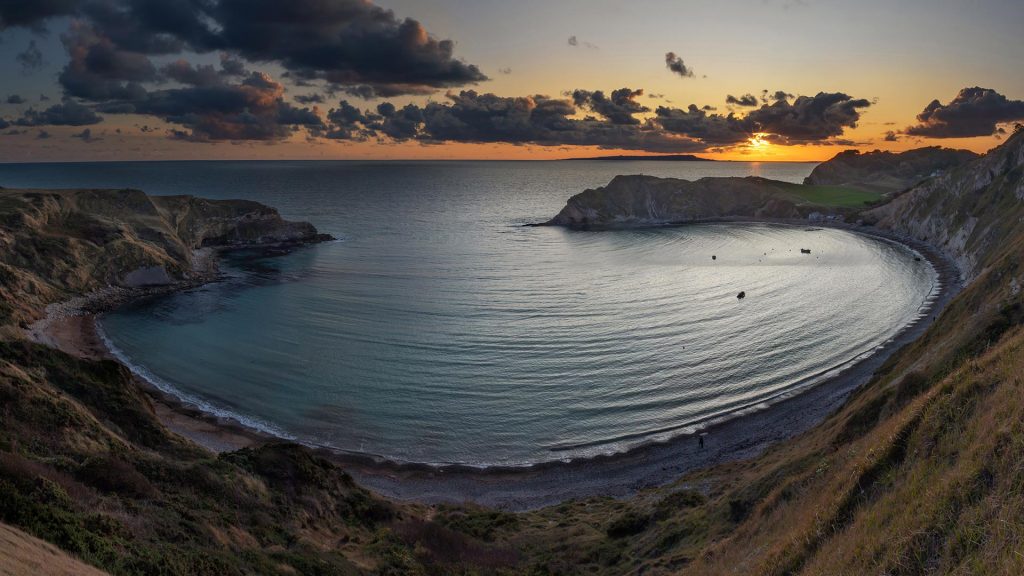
[0,160,937,466]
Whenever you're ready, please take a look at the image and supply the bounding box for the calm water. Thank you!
[0,160,937,466]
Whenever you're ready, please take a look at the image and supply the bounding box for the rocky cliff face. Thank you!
[0,188,330,327]
[864,130,1024,282]
[804,146,978,193]
[545,175,808,227]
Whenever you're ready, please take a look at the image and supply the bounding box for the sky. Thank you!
[0,0,1022,162]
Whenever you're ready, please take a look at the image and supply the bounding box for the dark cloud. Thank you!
[655,91,870,146]
[567,35,597,49]
[498,67,512,75]
[58,22,155,100]
[71,127,100,142]
[15,99,102,126]
[12,0,486,114]
[39,94,50,101]
[330,89,705,153]
[36,129,52,139]
[665,52,694,78]
[16,39,44,73]
[762,90,794,103]
[726,93,758,107]
[218,54,247,77]
[135,72,323,142]
[212,0,486,94]
[0,118,8,130]
[655,105,750,145]
[0,0,79,30]
[884,130,898,142]
[6,94,25,104]
[743,92,870,143]
[904,87,1024,138]
[571,88,648,125]
[161,60,222,87]
[295,93,325,105]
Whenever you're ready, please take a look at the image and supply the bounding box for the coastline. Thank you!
[28,222,963,511]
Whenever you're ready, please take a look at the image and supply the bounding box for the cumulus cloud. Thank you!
[904,87,1024,138]
[134,72,324,142]
[214,0,487,93]
[743,92,870,143]
[570,88,648,125]
[655,92,870,146]
[726,93,758,107]
[36,130,52,139]
[322,89,708,153]
[6,94,25,104]
[665,52,694,78]
[884,130,898,142]
[0,0,79,30]
[295,93,325,105]
[6,0,486,129]
[14,99,102,126]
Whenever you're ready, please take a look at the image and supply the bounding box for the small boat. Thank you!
[737,291,746,299]
[800,248,811,254]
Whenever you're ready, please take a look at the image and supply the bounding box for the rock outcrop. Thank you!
[0,188,331,327]
[544,175,812,228]
[864,129,1024,282]
[804,146,978,193]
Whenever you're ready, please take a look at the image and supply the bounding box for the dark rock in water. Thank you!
[712,255,717,260]
[800,248,811,254]
[737,291,746,299]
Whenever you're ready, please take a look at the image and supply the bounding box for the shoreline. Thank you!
[28,222,963,511]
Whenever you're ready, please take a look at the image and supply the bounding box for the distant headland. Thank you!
[561,154,714,162]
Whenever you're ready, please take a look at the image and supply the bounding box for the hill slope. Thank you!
[804,146,978,193]
[1,132,1023,574]
[544,175,872,227]
[0,188,329,330]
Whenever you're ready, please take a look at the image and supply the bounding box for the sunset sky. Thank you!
[1,0,1022,162]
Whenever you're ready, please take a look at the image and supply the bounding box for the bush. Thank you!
[606,511,650,538]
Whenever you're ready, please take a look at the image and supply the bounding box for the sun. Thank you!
[748,133,770,148]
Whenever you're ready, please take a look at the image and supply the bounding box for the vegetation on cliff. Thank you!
[804,146,979,194]
[545,175,880,227]
[0,188,330,330]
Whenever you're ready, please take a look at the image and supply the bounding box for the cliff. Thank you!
[2,135,1024,574]
[863,130,1024,282]
[546,175,821,227]
[803,146,978,193]
[0,188,330,328]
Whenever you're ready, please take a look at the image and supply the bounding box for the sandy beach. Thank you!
[27,223,963,511]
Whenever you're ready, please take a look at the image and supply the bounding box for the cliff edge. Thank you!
[0,188,331,328]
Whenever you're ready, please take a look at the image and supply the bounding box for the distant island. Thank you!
[562,154,714,162]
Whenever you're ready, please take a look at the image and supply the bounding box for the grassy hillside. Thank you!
[1,131,1023,574]
[774,182,883,208]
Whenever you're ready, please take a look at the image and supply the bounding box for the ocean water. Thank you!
[0,160,937,466]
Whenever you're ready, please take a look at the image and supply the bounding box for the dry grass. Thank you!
[0,521,109,576]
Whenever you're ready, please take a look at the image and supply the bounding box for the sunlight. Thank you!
[748,133,770,148]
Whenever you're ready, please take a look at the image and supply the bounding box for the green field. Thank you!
[775,182,884,208]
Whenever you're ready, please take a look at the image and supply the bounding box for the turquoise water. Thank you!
[0,161,937,466]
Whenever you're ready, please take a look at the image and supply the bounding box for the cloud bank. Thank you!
[904,87,1024,138]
